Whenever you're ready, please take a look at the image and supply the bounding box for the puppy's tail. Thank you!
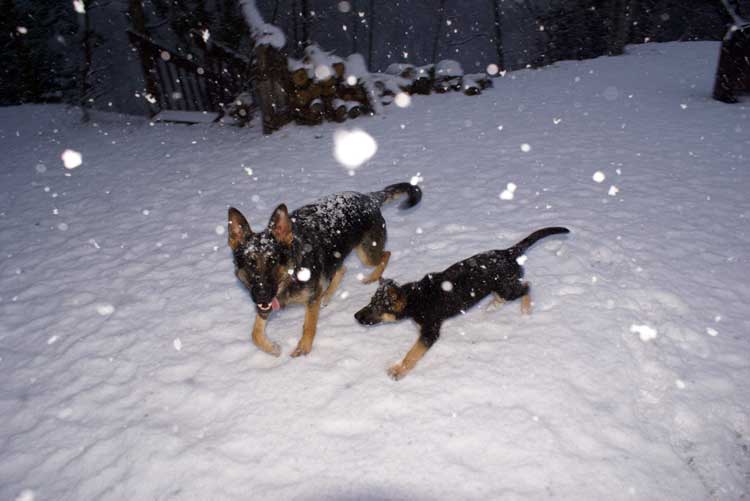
[509,227,570,258]
[370,182,422,209]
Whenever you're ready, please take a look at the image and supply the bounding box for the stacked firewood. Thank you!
[288,46,371,125]
[257,42,495,129]
[372,59,492,104]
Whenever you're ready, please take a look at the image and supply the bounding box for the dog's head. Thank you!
[228,205,294,318]
[355,278,407,325]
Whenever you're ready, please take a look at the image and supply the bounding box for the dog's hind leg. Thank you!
[485,292,506,312]
[496,280,531,315]
[520,287,532,315]
[356,218,391,284]
[321,266,346,307]
[291,297,322,357]
[252,315,281,357]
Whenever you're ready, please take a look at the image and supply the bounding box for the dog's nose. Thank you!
[354,309,367,324]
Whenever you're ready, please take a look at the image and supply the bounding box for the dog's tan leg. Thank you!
[362,250,390,284]
[251,314,281,357]
[521,293,532,315]
[321,266,346,307]
[486,292,506,312]
[291,297,322,357]
[387,338,429,380]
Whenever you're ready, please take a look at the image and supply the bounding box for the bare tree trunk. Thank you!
[368,0,375,70]
[607,0,629,55]
[432,0,446,63]
[271,0,280,24]
[301,0,310,48]
[127,0,158,113]
[490,0,505,70]
[351,0,359,54]
[78,0,93,122]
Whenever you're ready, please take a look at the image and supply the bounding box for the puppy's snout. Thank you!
[354,308,368,324]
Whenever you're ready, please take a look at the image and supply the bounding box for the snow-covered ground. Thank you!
[1,42,749,500]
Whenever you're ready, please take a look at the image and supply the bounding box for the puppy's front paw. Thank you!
[387,363,409,381]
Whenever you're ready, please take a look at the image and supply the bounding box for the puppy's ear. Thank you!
[378,277,386,286]
[387,285,406,312]
[228,207,252,251]
[269,204,293,246]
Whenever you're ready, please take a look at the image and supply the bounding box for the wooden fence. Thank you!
[127,30,253,115]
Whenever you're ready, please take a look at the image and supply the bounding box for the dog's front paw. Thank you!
[387,363,409,381]
[290,341,312,358]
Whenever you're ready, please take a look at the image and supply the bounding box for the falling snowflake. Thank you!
[520,143,531,153]
[173,338,183,351]
[608,185,619,196]
[297,268,311,282]
[394,93,411,108]
[441,281,453,292]
[72,0,85,13]
[333,128,377,171]
[516,255,528,265]
[61,149,82,169]
[314,65,332,80]
[592,171,606,183]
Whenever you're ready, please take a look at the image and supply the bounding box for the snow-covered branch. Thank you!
[719,0,749,28]
[239,0,286,48]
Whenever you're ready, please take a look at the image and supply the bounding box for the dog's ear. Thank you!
[386,284,406,312]
[269,204,293,246]
[228,207,252,251]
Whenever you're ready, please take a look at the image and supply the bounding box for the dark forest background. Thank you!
[0,0,741,115]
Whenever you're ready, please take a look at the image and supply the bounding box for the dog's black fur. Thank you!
[355,227,569,379]
[228,182,421,357]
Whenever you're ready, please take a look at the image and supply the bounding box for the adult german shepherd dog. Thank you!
[228,182,422,357]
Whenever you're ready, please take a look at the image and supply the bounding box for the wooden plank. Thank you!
[152,110,221,124]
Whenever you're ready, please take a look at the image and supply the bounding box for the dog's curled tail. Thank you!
[371,182,423,209]
[509,227,570,258]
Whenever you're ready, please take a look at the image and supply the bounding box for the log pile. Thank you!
[255,43,494,131]
[287,45,372,125]
[373,59,492,104]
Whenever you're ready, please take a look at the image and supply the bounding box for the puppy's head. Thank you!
[228,204,293,318]
[355,278,407,325]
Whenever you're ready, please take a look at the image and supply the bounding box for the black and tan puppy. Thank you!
[228,182,422,357]
[355,227,569,380]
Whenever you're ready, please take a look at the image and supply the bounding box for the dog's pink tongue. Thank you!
[271,297,281,311]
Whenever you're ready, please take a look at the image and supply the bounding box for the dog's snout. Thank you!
[355,307,375,325]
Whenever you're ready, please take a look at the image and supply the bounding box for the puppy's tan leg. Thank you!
[387,338,429,380]
[291,297,322,357]
[251,314,281,357]
[521,292,532,315]
[486,292,506,312]
[361,250,390,284]
[321,266,346,307]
